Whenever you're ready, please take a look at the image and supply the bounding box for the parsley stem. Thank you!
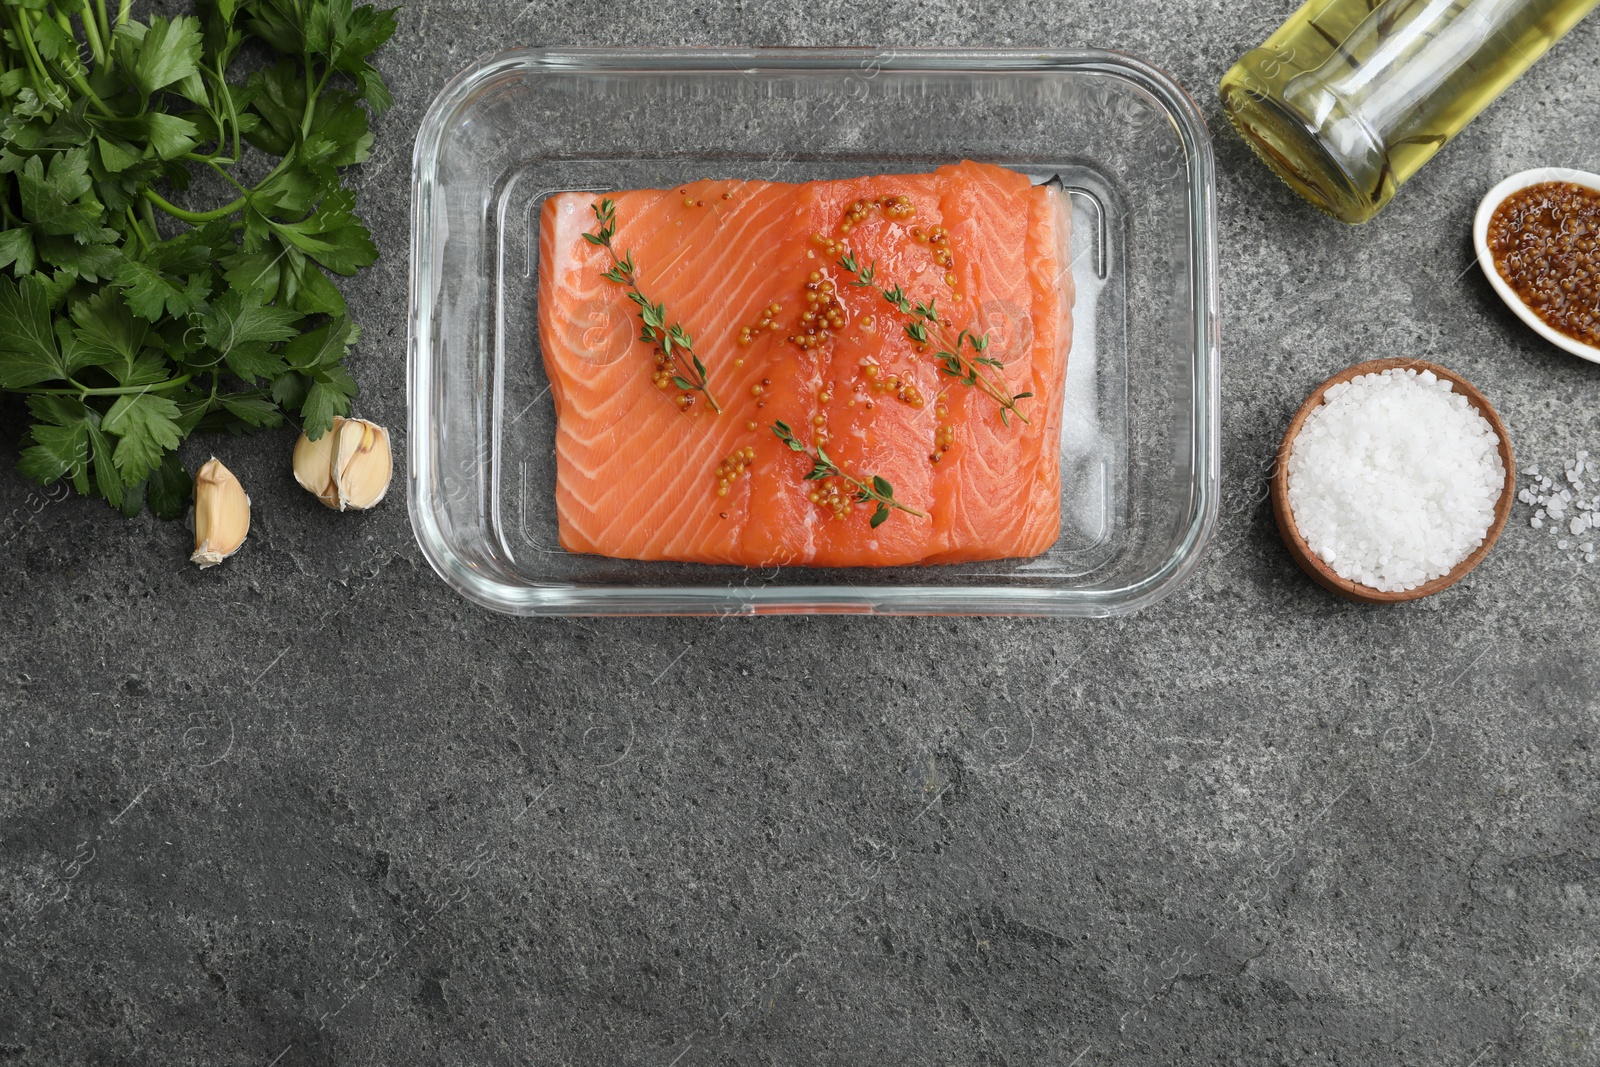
[217,58,242,162]
[6,6,60,104]
[124,207,148,253]
[18,7,113,118]
[19,375,194,398]
[300,65,332,139]
[113,0,128,31]
[206,160,253,196]
[77,0,107,66]
[144,188,246,224]
[150,146,298,223]
[57,66,115,119]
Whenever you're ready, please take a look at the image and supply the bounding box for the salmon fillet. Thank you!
[537,161,1074,567]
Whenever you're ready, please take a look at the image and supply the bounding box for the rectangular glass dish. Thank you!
[407,48,1220,616]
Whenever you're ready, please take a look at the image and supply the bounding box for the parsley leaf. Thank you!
[117,15,206,98]
[115,257,211,321]
[0,227,36,274]
[267,189,377,275]
[35,235,123,284]
[17,396,91,492]
[220,391,284,428]
[0,274,66,387]
[146,450,193,520]
[18,149,111,238]
[68,288,147,370]
[141,112,203,160]
[202,288,304,352]
[102,391,184,484]
[279,316,360,437]
[85,421,123,507]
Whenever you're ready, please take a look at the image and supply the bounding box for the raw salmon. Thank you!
[537,161,1074,567]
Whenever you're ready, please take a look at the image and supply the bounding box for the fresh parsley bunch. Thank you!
[0,0,396,519]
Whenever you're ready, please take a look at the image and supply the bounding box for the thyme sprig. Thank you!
[585,199,722,413]
[772,421,925,528]
[838,251,1032,426]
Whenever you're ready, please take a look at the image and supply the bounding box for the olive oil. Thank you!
[1220,0,1599,224]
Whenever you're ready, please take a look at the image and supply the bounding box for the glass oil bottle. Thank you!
[1220,0,1599,223]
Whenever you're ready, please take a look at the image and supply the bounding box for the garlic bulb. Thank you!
[191,458,250,568]
[292,417,393,511]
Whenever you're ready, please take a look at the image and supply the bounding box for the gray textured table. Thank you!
[3,2,1598,1065]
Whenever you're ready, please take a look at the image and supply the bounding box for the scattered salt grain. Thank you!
[1519,447,1600,564]
[1287,367,1505,593]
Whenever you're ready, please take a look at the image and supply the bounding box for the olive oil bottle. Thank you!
[1220,0,1599,224]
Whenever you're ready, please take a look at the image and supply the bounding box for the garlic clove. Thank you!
[291,417,393,511]
[291,429,340,509]
[191,457,250,568]
[332,417,393,511]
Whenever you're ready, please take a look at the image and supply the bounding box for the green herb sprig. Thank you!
[585,198,721,414]
[0,0,398,519]
[772,420,924,528]
[838,250,1032,427]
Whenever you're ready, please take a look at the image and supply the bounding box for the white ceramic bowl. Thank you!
[1473,167,1600,365]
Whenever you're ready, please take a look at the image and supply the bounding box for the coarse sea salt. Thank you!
[1287,368,1505,593]
[1520,449,1600,563]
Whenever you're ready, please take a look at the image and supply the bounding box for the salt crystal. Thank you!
[1286,369,1505,593]
[1516,445,1600,567]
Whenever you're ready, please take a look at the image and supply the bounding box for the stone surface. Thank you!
[3,2,1599,1065]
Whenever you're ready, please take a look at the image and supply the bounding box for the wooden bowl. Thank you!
[1270,357,1516,604]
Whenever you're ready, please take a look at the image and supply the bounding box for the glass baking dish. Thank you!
[407,48,1220,616]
